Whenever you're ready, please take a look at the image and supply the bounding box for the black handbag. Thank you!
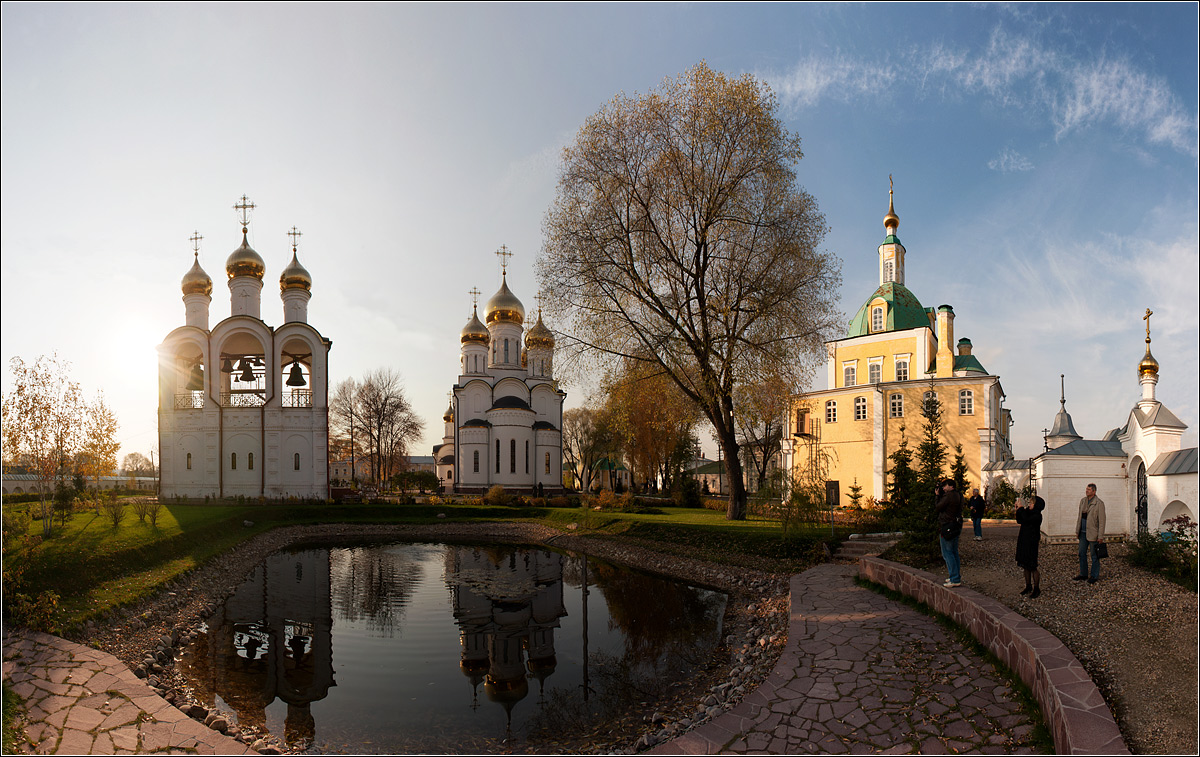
[1096,543,1109,559]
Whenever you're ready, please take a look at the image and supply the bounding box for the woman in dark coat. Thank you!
[1015,495,1045,598]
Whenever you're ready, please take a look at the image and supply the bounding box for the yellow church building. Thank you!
[781,183,1015,507]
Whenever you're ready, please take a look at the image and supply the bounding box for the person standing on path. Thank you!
[1015,495,1045,598]
[968,487,986,540]
[1074,483,1106,584]
[936,478,965,587]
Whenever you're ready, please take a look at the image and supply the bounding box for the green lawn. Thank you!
[4,499,848,631]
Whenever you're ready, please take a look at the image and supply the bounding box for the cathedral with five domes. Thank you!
[157,197,331,500]
[435,249,565,493]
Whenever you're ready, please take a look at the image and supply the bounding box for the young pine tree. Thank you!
[847,478,864,510]
[951,444,969,495]
[886,426,918,527]
[911,394,949,555]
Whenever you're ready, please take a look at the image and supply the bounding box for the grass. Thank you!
[2,680,21,754]
[854,576,1055,754]
[4,499,849,631]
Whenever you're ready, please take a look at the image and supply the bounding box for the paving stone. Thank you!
[54,728,94,755]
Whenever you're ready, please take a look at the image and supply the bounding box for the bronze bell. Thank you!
[221,356,234,373]
[237,359,256,383]
[185,362,204,391]
[286,361,307,387]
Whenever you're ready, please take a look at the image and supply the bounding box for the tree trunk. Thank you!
[712,422,747,520]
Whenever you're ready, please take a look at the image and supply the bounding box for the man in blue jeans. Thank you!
[936,479,965,587]
[1074,483,1106,584]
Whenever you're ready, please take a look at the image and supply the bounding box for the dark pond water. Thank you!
[177,542,726,753]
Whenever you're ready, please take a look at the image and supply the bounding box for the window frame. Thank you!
[854,396,868,421]
[895,359,909,382]
[889,393,904,418]
[843,364,856,387]
[959,389,974,416]
[825,400,837,424]
[868,361,882,384]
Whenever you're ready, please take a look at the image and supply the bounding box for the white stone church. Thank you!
[987,312,1197,542]
[157,197,331,500]
[435,253,565,493]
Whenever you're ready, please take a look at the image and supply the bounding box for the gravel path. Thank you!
[955,524,1198,755]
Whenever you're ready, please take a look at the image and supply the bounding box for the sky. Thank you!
[2,3,1197,466]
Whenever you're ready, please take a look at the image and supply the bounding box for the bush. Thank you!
[102,497,126,527]
[484,485,510,507]
[131,498,151,522]
[671,478,702,509]
[2,507,33,551]
[146,499,163,526]
[548,496,570,507]
[1128,516,1198,588]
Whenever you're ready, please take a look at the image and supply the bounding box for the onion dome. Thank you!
[280,252,312,292]
[461,306,490,344]
[525,310,554,350]
[484,274,525,325]
[225,230,266,280]
[181,253,213,296]
[1138,344,1159,377]
[884,190,899,230]
[443,401,454,422]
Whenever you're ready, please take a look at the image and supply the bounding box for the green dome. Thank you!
[848,282,929,337]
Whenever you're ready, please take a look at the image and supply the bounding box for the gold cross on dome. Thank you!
[234,195,256,230]
[496,245,512,275]
[288,226,303,252]
[189,231,203,255]
[469,287,481,307]
[1143,308,1153,343]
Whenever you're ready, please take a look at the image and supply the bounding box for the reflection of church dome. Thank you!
[527,654,557,680]
[280,252,312,292]
[182,254,213,296]
[226,231,266,280]
[484,675,529,711]
[485,275,525,325]
[525,311,554,350]
[461,307,490,344]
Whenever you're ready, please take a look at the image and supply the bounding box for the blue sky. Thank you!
[2,3,1196,463]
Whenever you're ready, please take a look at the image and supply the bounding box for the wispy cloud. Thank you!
[770,26,1198,157]
[988,148,1034,173]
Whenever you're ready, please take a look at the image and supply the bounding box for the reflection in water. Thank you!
[179,543,725,753]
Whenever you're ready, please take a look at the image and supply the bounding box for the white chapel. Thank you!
[434,249,565,493]
[157,197,331,500]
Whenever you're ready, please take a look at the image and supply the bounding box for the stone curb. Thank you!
[858,556,1130,756]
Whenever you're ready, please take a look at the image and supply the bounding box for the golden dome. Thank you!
[226,230,266,280]
[461,307,490,344]
[443,401,454,422]
[1138,344,1159,377]
[181,254,212,296]
[484,274,525,325]
[884,192,899,230]
[525,310,554,350]
[279,252,312,292]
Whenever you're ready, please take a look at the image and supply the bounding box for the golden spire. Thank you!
[1138,307,1159,376]
[226,195,265,279]
[181,230,212,296]
[280,226,312,292]
[883,174,899,231]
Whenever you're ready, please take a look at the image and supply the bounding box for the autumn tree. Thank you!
[330,369,422,485]
[539,63,840,519]
[561,406,609,492]
[2,355,85,536]
[600,358,701,492]
[733,377,790,496]
[78,392,120,491]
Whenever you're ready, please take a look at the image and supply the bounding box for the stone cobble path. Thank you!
[4,629,254,755]
[652,564,1043,755]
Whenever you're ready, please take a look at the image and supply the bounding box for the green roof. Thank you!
[953,354,988,373]
[848,282,930,337]
[882,234,902,245]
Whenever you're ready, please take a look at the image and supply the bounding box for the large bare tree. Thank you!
[330,369,422,485]
[539,63,840,519]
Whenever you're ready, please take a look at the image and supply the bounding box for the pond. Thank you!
[177,542,727,753]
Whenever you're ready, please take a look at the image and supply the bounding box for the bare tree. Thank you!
[2,355,85,536]
[734,377,789,495]
[539,63,841,519]
[121,452,155,477]
[330,370,422,485]
[561,407,606,492]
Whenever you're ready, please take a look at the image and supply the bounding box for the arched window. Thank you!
[895,360,909,381]
[231,453,237,470]
[890,393,904,418]
[871,306,884,331]
[473,450,480,473]
[958,390,974,415]
[248,452,254,470]
[510,439,517,473]
[186,452,192,470]
[294,452,301,471]
[854,396,868,421]
[868,363,882,384]
[825,400,837,424]
[545,452,551,474]
[843,365,856,387]
[884,260,894,282]
[496,440,500,473]
[504,339,510,364]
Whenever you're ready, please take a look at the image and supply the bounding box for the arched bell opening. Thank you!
[171,345,206,410]
[219,333,267,407]
[281,340,313,408]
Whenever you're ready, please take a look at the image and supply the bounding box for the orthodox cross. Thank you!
[536,292,546,318]
[189,231,203,258]
[1059,374,1066,404]
[496,244,512,275]
[234,195,256,230]
[1041,428,1051,452]
[469,286,481,313]
[889,173,893,197]
[1143,308,1153,343]
[288,226,303,253]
